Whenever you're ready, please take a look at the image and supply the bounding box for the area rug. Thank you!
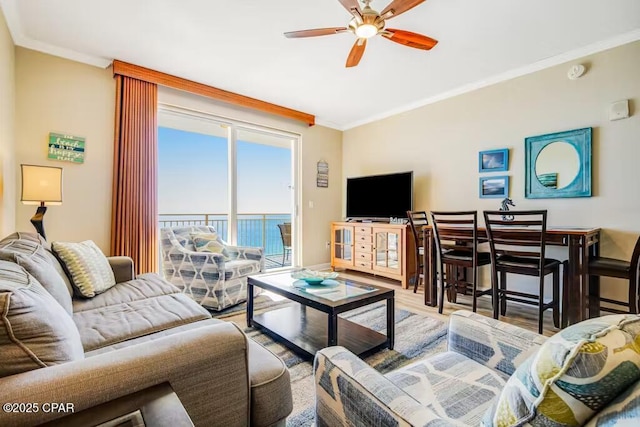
[215,295,448,426]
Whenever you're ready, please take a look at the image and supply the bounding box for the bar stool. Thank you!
[483,210,562,334]
[431,211,492,314]
[588,235,640,314]
[406,210,429,293]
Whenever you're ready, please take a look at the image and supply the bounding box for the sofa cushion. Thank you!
[74,293,211,352]
[0,260,84,377]
[484,315,640,427]
[247,338,292,427]
[0,246,73,316]
[386,351,506,426]
[0,231,75,300]
[84,318,220,356]
[52,240,116,298]
[73,273,180,313]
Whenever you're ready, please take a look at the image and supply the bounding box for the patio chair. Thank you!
[160,225,265,311]
[278,222,292,266]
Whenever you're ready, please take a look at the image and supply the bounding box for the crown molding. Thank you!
[2,0,638,130]
[0,0,111,68]
[341,29,640,131]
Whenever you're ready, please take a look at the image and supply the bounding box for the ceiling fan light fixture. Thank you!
[355,23,378,38]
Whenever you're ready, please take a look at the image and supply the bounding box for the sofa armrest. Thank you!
[0,323,250,427]
[447,310,547,377]
[314,346,457,427]
[107,256,135,283]
[224,246,265,268]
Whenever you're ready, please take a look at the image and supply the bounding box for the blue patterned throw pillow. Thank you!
[482,315,640,427]
[585,379,640,426]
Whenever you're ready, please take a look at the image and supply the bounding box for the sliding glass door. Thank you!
[235,128,294,268]
[158,107,298,270]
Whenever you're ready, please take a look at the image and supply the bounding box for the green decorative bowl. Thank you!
[291,269,338,285]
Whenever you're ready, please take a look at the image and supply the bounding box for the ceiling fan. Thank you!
[284,0,438,68]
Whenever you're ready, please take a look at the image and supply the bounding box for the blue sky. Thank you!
[158,127,292,214]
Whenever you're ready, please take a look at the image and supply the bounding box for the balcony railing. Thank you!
[159,213,291,258]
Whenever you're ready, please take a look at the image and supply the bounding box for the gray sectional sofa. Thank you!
[0,231,292,427]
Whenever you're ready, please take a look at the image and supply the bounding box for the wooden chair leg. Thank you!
[500,270,507,316]
[553,267,560,329]
[588,274,600,318]
[562,261,569,327]
[492,269,500,320]
[451,266,458,303]
[438,263,445,314]
[472,265,478,313]
[412,252,420,293]
[628,276,638,314]
[538,276,545,335]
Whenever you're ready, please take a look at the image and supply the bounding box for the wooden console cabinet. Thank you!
[330,221,416,289]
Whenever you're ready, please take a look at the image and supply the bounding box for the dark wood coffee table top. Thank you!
[247,271,393,314]
[247,271,395,358]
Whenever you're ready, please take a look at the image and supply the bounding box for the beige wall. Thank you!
[344,41,640,301]
[0,8,15,236]
[11,49,341,265]
[158,88,343,267]
[15,48,115,250]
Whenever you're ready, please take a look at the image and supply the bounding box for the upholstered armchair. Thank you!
[160,225,264,311]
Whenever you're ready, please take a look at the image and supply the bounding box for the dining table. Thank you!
[421,225,601,326]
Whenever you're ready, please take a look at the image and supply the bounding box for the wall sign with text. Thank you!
[48,132,85,164]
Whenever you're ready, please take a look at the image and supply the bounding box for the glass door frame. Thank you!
[158,104,302,269]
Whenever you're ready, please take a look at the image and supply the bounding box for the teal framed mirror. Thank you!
[525,127,592,199]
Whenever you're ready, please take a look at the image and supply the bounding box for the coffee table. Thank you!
[247,271,394,359]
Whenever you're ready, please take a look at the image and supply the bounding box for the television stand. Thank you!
[330,221,416,289]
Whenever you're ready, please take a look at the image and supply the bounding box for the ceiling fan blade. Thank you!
[380,0,426,19]
[346,38,366,68]
[284,27,349,38]
[337,0,362,18]
[382,29,438,50]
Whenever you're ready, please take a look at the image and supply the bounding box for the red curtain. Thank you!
[111,75,158,274]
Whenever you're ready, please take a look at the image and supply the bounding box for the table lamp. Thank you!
[20,164,63,240]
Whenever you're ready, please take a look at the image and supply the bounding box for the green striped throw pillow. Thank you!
[52,240,116,298]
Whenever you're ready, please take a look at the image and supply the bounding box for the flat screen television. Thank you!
[346,171,413,220]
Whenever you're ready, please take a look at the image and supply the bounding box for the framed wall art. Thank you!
[479,175,510,199]
[524,127,591,199]
[478,148,509,173]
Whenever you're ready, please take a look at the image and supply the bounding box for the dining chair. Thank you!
[406,211,429,293]
[277,223,292,267]
[588,235,640,314]
[430,211,492,314]
[483,210,562,334]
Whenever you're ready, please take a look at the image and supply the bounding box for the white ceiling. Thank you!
[2,0,640,130]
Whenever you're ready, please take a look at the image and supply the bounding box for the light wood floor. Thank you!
[337,269,561,337]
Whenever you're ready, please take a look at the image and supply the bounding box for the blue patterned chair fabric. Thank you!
[315,311,640,426]
[315,311,546,426]
[160,226,264,311]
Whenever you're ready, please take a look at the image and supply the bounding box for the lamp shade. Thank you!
[21,164,63,206]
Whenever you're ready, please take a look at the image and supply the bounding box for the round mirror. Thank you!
[535,141,580,189]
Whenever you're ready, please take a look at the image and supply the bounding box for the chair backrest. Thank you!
[160,225,221,252]
[406,211,429,249]
[430,211,480,266]
[278,223,292,248]
[483,210,548,271]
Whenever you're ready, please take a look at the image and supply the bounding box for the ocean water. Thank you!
[159,214,291,256]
